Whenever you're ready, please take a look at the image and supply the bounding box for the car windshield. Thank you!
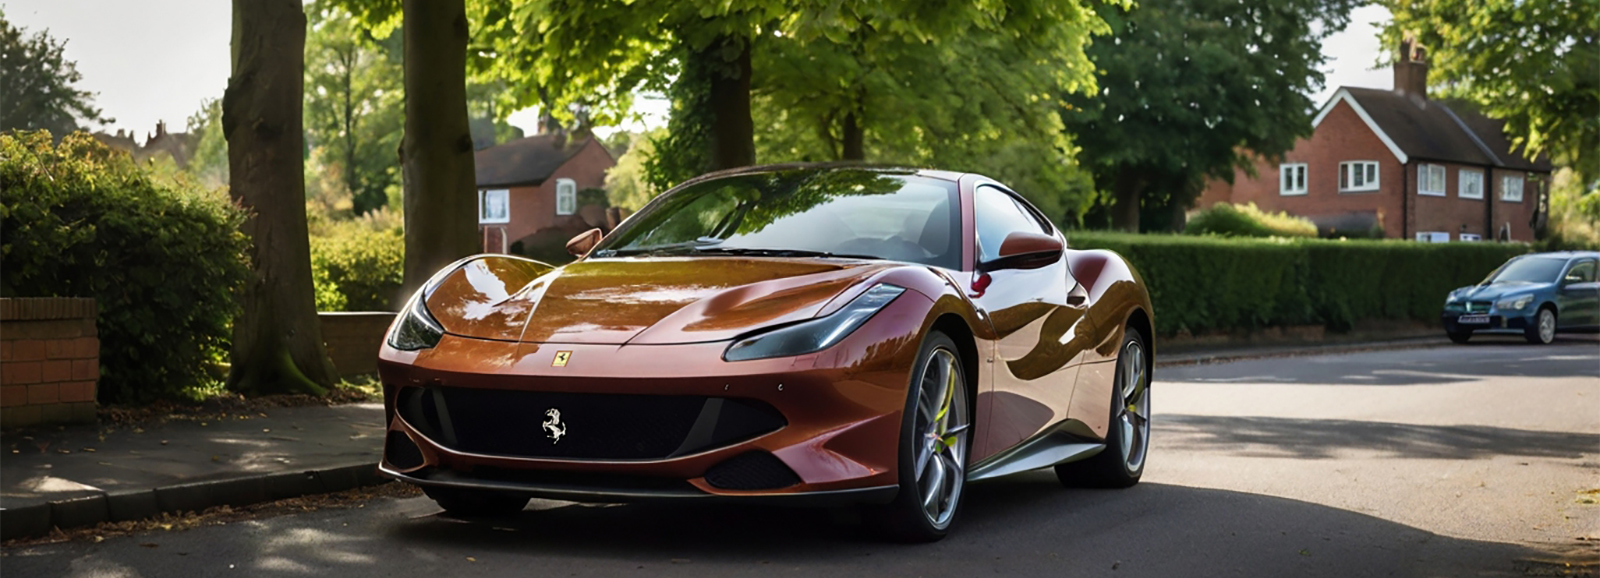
[592,169,961,269]
[1483,257,1565,284]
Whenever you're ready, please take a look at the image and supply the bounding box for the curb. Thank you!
[1154,337,1451,368]
[0,463,384,541]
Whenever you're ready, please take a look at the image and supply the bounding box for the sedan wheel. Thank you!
[1057,327,1149,488]
[868,332,970,542]
[1525,308,1557,344]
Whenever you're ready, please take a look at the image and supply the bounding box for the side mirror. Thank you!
[565,228,603,258]
[980,232,1064,272]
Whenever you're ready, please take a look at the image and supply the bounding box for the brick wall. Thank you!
[320,312,396,378]
[1,298,98,427]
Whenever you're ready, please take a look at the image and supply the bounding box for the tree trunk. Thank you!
[840,110,864,161]
[399,0,478,299]
[701,34,754,171]
[223,0,336,396]
[1110,168,1143,233]
[342,50,357,209]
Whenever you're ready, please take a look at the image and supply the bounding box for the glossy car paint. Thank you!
[376,167,1154,502]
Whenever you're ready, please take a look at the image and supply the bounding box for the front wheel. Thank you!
[423,487,528,518]
[1057,327,1149,488]
[866,331,971,543]
[1525,307,1557,345]
[1447,330,1472,344]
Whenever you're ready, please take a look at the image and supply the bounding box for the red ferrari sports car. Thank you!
[377,165,1154,541]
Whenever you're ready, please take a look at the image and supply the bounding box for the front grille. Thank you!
[397,386,784,461]
[704,452,801,490]
[1465,300,1492,313]
[385,431,425,470]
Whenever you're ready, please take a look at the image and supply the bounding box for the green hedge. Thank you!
[1067,232,1529,335]
[310,217,405,312]
[1,131,251,403]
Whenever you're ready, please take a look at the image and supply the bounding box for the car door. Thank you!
[1556,258,1599,328]
[966,184,1091,456]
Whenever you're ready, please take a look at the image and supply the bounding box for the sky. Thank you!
[7,1,1392,141]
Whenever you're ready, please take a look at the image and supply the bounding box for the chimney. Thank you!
[1394,38,1429,100]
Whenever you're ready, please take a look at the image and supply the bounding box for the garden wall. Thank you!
[1,298,99,427]
[319,312,396,378]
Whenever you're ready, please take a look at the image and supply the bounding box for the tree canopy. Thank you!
[1382,0,1599,187]
[0,11,111,136]
[1066,0,1358,231]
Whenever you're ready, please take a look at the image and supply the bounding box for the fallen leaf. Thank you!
[57,449,71,454]
[160,440,169,445]
[133,428,144,434]
[262,429,270,433]
[1299,549,1312,557]
[466,557,477,563]
[82,448,96,453]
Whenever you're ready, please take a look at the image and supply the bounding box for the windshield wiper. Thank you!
[693,247,882,260]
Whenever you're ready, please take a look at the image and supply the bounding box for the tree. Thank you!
[1065,0,1358,232]
[1382,0,1599,188]
[224,0,339,395]
[305,1,405,215]
[0,11,112,136]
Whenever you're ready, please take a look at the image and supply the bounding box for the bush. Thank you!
[1185,202,1318,238]
[1,131,250,403]
[1067,231,1529,335]
[309,208,404,311]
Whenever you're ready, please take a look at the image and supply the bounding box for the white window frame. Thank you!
[1415,231,1450,243]
[478,189,510,224]
[1458,169,1484,200]
[1338,161,1380,192]
[1279,163,1308,196]
[555,178,577,216]
[1458,233,1482,242]
[1418,164,1446,196]
[1501,175,1524,202]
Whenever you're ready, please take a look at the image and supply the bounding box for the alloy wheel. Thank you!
[912,347,968,530]
[1539,309,1556,343]
[1117,339,1151,472]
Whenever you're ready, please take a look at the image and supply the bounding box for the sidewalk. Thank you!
[0,335,1469,541]
[1,403,383,540]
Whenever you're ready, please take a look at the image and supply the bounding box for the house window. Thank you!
[1279,164,1307,196]
[1339,161,1379,192]
[555,178,577,216]
[1502,175,1524,202]
[1415,231,1449,243]
[1418,164,1446,196]
[1458,169,1484,199]
[1458,233,1481,242]
[479,189,509,224]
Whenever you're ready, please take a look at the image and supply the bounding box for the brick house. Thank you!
[1199,41,1552,242]
[474,132,616,253]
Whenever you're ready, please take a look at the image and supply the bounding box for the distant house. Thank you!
[474,132,616,254]
[1199,40,1552,242]
[92,121,199,168]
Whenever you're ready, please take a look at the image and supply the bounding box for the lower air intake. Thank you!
[385,431,425,470]
[703,452,801,490]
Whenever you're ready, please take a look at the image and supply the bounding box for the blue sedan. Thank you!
[1443,251,1600,344]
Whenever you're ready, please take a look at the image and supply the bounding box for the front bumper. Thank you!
[374,295,928,504]
[1440,310,1533,333]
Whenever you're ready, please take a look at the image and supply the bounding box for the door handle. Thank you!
[1067,283,1088,307]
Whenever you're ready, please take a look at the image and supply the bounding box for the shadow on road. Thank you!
[1160,414,1600,460]
[365,476,1539,577]
[1161,340,1600,386]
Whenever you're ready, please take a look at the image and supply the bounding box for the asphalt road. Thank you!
[5,337,1598,577]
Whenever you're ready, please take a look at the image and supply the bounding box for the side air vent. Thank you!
[703,452,801,490]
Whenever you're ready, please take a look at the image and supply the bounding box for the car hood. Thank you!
[425,257,896,345]
[1449,281,1550,302]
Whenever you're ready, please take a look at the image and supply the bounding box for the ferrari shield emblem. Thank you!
[552,350,572,367]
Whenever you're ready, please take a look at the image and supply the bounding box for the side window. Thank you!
[974,186,1047,263]
[1567,260,1596,283]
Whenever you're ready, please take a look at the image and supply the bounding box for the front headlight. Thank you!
[387,290,445,350]
[723,284,906,362]
[1496,294,1534,311]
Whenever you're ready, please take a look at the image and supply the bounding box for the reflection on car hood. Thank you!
[426,257,896,344]
[1450,281,1550,301]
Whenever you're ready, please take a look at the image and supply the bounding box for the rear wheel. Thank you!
[866,331,971,543]
[423,487,528,518]
[1525,307,1557,344]
[1056,327,1149,488]
[1447,330,1472,344]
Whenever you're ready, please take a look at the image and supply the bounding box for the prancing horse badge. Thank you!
[543,408,567,443]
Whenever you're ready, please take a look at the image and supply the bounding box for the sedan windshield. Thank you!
[1483,257,1565,284]
[592,169,961,269]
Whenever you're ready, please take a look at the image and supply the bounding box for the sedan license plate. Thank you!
[1457,314,1490,324]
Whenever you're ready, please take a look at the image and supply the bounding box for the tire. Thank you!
[1447,330,1472,344]
[1525,307,1557,344]
[1056,327,1149,489]
[866,331,972,543]
[423,487,528,518]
